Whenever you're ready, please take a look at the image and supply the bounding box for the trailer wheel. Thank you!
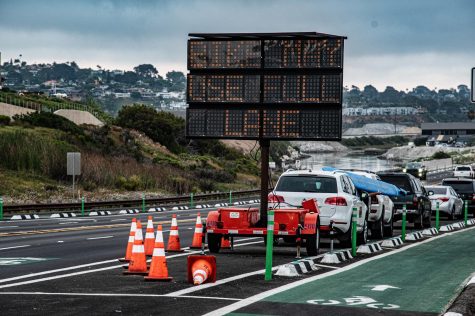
[207,233,221,253]
[305,223,320,256]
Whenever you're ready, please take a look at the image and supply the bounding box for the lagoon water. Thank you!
[302,152,396,172]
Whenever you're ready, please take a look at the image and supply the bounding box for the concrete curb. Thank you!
[439,224,455,232]
[214,203,229,207]
[248,199,260,204]
[172,206,189,210]
[233,201,247,205]
[275,258,318,277]
[196,204,212,209]
[10,214,40,220]
[381,237,403,248]
[468,219,475,226]
[50,213,77,218]
[119,209,140,215]
[357,242,383,254]
[147,207,166,212]
[89,211,112,216]
[422,228,439,236]
[453,222,466,229]
[320,250,353,264]
[405,231,424,241]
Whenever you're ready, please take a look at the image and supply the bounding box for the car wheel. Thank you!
[339,223,353,248]
[423,207,432,228]
[448,206,455,220]
[357,216,368,245]
[414,207,424,229]
[305,222,320,256]
[371,207,384,239]
[207,233,221,253]
[383,214,394,237]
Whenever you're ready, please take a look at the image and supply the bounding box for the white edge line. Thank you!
[0,240,263,289]
[86,236,114,240]
[204,225,475,316]
[0,291,241,301]
[0,245,31,251]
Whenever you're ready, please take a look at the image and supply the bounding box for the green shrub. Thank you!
[13,112,84,135]
[0,115,10,126]
[431,151,451,159]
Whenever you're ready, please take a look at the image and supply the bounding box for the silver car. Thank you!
[425,185,463,220]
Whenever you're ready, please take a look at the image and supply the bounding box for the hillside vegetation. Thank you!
[0,105,263,202]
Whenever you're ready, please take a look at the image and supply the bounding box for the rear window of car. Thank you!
[426,187,447,195]
[442,181,475,192]
[275,176,337,193]
[406,163,421,169]
[456,166,471,171]
[378,175,413,192]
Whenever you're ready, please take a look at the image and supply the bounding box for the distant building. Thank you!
[343,106,418,116]
[421,122,475,136]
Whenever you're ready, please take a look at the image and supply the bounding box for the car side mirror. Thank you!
[428,190,434,196]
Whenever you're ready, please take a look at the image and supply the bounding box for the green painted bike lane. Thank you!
[228,227,475,315]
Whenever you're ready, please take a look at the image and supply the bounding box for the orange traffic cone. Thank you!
[144,216,155,256]
[190,213,203,249]
[144,225,173,281]
[221,236,231,249]
[123,220,148,275]
[167,214,183,252]
[187,255,216,285]
[119,218,137,262]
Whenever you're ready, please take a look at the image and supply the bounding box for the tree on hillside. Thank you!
[115,104,185,153]
[115,71,139,84]
[166,71,185,84]
[362,85,379,100]
[380,86,401,103]
[133,64,158,77]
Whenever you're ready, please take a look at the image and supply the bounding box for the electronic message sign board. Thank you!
[186,32,346,140]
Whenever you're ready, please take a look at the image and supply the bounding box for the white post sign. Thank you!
[67,152,81,198]
[269,161,276,169]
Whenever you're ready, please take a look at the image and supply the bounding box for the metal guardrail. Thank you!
[2,189,262,214]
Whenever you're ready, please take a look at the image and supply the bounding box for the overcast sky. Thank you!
[0,0,473,91]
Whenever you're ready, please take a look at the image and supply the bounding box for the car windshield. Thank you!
[275,176,337,193]
[456,166,471,171]
[426,187,447,195]
[442,181,474,192]
[406,163,421,169]
[378,175,413,192]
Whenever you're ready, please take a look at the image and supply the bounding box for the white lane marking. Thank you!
[86,236,114,240]
[59,222,78,225]
[0,240,263,289]
[167,251,324,297]
[0,226,19,229]
[110,219,127,222]
[313,263,340,270]
[57,241,64,243]
[204,225,475,316]
[0,291,241,301]
[0,245,31,251]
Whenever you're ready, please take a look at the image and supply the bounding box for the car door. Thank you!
[451,188,463,213]
[346,176,366,227]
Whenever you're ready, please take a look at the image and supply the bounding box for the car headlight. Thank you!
[403,169,407,172]
[418,168,423,172]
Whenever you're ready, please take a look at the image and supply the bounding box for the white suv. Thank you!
[350,171,394,238]
[453,165,474,179]
[270,170,369,246]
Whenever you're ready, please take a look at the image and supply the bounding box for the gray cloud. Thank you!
[0,0,473,89]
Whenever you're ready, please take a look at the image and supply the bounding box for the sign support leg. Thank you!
[260,139,270,227]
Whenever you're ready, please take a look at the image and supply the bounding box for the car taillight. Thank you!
[438,197,449,203]
[413,196,418,206]
[268,193,285,203]
[472,194,475,201]
[325,197,347,206]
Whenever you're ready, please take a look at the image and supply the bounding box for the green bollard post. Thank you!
[265,210,275,281]
[142,193,145,213]
[436,201,440,231]
[81,197,85,217]
[190,192,194,208]
[464,200,468,226]
[0,196,3,221]
[351,207,358,257]
[401,204,407,242]
[229,190,232,205]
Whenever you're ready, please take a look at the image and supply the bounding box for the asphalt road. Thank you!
[0,200,472,316]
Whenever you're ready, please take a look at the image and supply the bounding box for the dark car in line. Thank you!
[441,178,475,215]
[403,162,427,180]
[377,172,431,228]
